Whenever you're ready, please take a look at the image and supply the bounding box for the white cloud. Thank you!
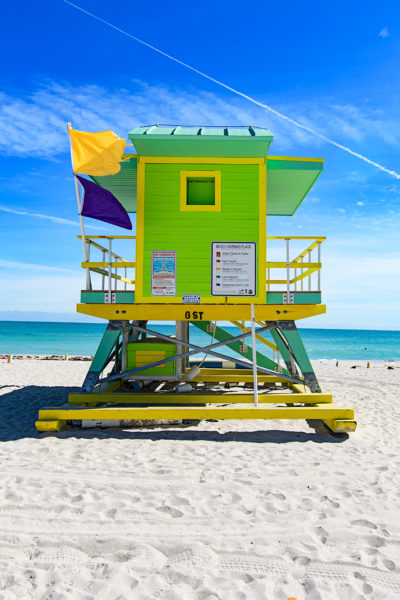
[0,204,104,230]
[379,27,390,38]
[0,274,84,312]
[356,201,365,206]
[0,259,78,273]
[1,81,400,161]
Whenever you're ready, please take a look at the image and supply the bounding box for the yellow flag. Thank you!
[68,127,126,176]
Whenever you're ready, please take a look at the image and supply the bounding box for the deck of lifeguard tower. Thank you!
[36,125,356,434]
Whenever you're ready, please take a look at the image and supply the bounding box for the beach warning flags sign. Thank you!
[68,127,126,176]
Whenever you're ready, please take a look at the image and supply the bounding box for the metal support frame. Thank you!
[105,323,303,385]
[277,321,321,393]
[193,321,285,374]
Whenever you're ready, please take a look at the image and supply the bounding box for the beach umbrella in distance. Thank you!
[76,176,132,230]
[68,127,127,176]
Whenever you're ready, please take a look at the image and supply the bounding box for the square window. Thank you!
[187,177,215,206]
[180,170,221,212]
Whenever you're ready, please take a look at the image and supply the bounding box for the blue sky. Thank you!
[0,0,399,329]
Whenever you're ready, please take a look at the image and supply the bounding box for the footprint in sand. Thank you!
[351,519,377,529]
[156,505,183,518]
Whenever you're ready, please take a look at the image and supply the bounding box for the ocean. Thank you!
[0,321,399,361]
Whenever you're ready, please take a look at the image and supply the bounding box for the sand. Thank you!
[0,359,399,599]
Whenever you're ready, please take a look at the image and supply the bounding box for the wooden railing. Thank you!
[78,235,136,292]
[266,236,325,297]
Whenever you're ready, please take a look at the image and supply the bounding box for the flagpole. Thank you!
[67,123,91,290]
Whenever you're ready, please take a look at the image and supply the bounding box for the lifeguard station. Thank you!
[36,125,356,433]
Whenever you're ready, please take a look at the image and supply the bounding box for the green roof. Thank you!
[92,155,323,215]
[129,124,273,157]
[266,157,323,215]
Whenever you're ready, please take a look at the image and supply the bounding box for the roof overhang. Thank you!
[266,156,323,215]
[128,125,273,157]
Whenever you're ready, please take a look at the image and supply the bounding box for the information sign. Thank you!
[211,242,256,296]
[151,251,176,296]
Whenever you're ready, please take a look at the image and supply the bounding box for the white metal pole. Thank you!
[308,249,312,291]
[68,123,91,290]
[73,174,91,290]
[108,238,112,297]
[250,304,259,407]
[317,243,321,291]
[286,239,290,302]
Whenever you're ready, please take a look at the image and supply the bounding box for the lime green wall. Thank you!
[142,162,261,299]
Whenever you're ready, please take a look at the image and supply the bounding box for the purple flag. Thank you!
[77,175,132,230]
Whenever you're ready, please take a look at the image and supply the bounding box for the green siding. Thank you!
[142,163,262,300]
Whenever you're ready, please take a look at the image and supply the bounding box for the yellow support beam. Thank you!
[68,392,333,405]
[79,235,136,240]
[267,236,326,241]
[37,404,354,424]
[88,267,135,285]
[266,262,321,269]
[229,320,278,352]
[35,420,66,432]
[82,261,136,268]
[77,303,326,322]
[323,419,357,433]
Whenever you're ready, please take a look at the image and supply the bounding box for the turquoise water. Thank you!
[0,321,399,360]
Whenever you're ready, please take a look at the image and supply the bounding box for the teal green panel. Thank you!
[129,125,273,157]
[279,329,313,373]
[294,292,321,304]
[267,160,323,171]
[81,292,135,304]
[90,328,121,372]
[266,292,321,304]
[266,292,283,304]
[115,292,135,303]
[270,329,293,374]
[266,160,323,216]
[91,158,137,213]
[81,292,105,304]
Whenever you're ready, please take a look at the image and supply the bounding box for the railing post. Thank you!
[267,268,270,292]
[285,238,290,302]
[124,267,127,291]
[317,242,321,291]
[85,240,92,291]
[108,238,112,297]
[301,257,304,291]
[114,265,118,291]
[101,251,105,291]
[308,249,312,291]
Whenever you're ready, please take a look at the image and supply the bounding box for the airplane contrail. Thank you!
[62,0,400,180]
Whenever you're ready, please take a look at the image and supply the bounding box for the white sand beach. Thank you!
[0,359,399,599]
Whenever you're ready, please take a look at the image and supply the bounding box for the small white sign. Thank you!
[182,294,201,304]
[211,242,257,296]
[151,251,176,296]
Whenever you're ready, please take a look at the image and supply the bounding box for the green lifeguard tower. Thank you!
[36,125,356,433]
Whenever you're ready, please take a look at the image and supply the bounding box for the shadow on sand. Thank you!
[0,385,349,444]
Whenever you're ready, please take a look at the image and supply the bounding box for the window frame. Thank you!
[179,170,222,212]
